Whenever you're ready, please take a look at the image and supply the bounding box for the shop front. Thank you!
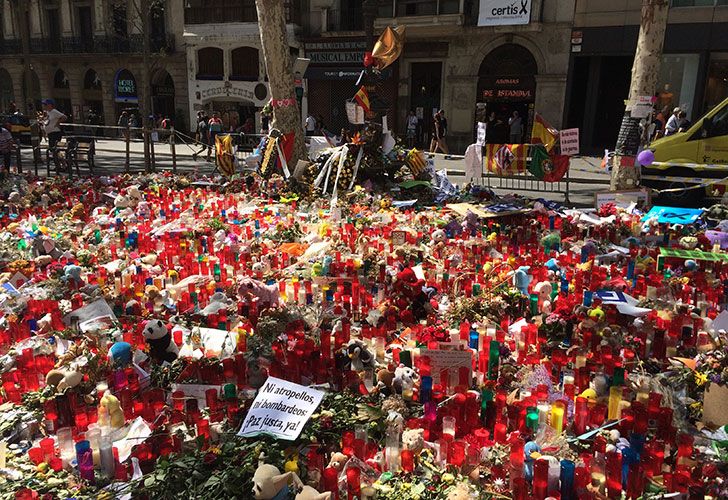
[114,69,139,118]
[565,23,728,153]
[475,44,538,143]
[304,39,398,136]
[190,80,269,132]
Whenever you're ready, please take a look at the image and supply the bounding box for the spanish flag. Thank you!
[354,86,371,115]
[531,113,559,152]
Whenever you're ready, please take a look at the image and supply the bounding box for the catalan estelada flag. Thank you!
[354,86,371,114]
[531,113,559,152]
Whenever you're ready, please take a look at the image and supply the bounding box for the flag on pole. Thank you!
[531,113,559,152]
[354,86,371,115]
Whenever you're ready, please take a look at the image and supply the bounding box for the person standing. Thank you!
[0,121,15,172]
[305,112,316,136]
[118,111,130,140]
[42,98,67,149]
[207,112,223,161]
[430,109,449,154]
[406,110,419,148]
[508,110,523,144]
[664,107,682,136]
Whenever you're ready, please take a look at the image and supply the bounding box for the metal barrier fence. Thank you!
[445,153,609,204]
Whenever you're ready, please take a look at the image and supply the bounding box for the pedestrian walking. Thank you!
[193,113,210,161]
[118,111,130,140]
[207,112,223,161]
[305,113,316,136]
[665,107,682,136]
[429,109,448,154]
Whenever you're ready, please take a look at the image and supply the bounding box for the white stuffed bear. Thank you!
[432,229,447,244]
[393,364,419,394]
[533,281,553,304]
[143,319,178,364]
[402,427,425,453]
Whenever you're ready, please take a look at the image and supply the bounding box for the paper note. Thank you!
[238,377,325,441]
[419,349,472,384]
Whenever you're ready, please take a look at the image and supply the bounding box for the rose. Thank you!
[203,452,218,465]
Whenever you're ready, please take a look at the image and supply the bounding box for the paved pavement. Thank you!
[16,138,611,208]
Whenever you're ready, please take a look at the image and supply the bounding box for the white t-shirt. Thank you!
[44,108,66,134]
[305,115,316,131]
[407,115,418,130]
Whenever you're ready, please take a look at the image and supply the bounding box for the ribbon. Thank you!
[330,146,348,204]
[520,0,529,15]
[348,148,364,190]
[271,98,297,108]
[275,140,291,179]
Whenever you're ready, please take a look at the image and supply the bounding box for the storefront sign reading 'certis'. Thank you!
[478,0,532,26]
[197,85,256,102]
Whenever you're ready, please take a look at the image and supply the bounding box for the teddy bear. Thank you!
[327,452,348,472]
[376,366,396,393]
[143,319,178,364]
[200,291,232,316]
[513,266,532,295]
[402,428,425,453]
[61,264,84,288]
[99,392,125,429]
[392,364,419,394]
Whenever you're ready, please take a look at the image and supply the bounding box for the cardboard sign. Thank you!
[702,383,728,427]
[419,349,472,384]
[238,377,325,441]
[476,122,487,146]
[628,96,655,119]
[594,189,651,210]
[559,128,580,156]
[642,206,703,225]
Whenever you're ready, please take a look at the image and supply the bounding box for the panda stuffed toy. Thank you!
[143,319,178,363]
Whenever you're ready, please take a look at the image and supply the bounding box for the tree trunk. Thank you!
[610,0,669,190]
[141,0,153,171]
[255,0,306,168]
[11,1,33,113]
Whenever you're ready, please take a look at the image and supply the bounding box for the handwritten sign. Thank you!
[642,206,703,224]
[238,377,325,441]
[594,189,650,210]
[419,349,472,384]
[559,128,580,156]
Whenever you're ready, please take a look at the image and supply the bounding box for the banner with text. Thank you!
[478,0,532,26]
[237,377,325,441]
[560,128,580,156]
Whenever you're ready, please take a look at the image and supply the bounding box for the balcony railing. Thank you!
[0,39,22,55]
[377,0,463,17]
[185,0,300,25]
[27,34,175,55]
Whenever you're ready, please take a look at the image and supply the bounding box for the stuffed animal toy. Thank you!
[45,368,83,391]
[533,281,553,304]
[341,339,375,372]
[402,428,425,453]
[392,364,419,394]
[251,459,304,500]
[143,319,178,364]
[108,341,132,367]
[431,229,447,244]
[238,276,280,308]
[513,266,531,295]
[327,452,348,471]
[99,393,125,429]
[523,441,542,481]
[296,486,331,500]
[200,291,232,316]
[62,265,84,287]
[376,367,395,393]
[125,299,142,316]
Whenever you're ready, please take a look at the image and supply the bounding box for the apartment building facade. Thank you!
[0,0,188,130]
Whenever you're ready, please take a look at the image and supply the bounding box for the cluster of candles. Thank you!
[1,182,725,498]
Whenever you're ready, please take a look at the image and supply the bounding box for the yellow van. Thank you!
[642,97,728,203]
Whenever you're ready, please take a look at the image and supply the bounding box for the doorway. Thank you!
[476,44,538,143]
[410,61,443,148]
